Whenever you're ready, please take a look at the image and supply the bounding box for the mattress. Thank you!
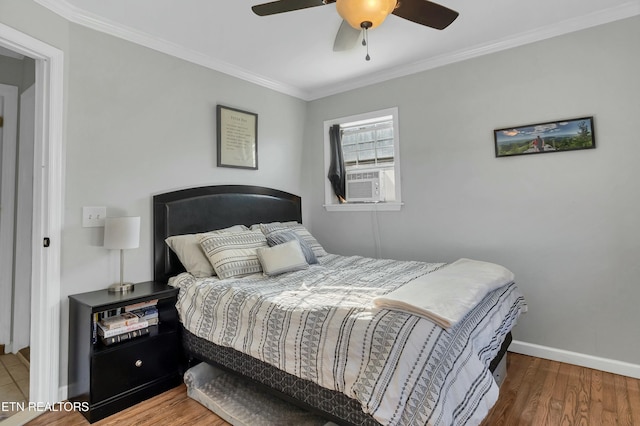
[171,254,526,426]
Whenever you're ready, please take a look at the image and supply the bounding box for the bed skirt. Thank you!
[182,328,512,426]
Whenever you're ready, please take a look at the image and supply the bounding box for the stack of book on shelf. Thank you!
[93,299,159,346]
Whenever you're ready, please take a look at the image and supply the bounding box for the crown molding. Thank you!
[32,0,308,100]
[34,0,639,101]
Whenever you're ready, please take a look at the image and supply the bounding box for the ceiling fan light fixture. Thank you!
[336,0,397,30]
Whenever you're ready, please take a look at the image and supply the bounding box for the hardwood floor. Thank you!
[26,353,640,426]
[481,353,640,425]
[23,384,225,426]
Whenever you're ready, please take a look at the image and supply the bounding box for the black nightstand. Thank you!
[68,281,182,423]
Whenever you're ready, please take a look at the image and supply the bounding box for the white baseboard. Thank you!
[510,340,640,379]
[58,385,68,402]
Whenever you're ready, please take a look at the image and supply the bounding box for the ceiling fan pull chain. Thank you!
[360,21,372,61]
[365,28,370,61]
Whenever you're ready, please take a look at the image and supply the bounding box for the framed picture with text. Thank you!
[494,116,595,158]
[216,105,258,169]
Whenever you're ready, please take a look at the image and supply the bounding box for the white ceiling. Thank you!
[33,0,639,100]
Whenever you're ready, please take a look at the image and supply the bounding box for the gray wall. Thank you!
[63,23,307,294]
[303,16,640,365]
[21,56,35,90]
[1,0,307,387]
[2,0,638,393]
[0,53,34,93]
[61,25,306,383]
[0,55,25,88]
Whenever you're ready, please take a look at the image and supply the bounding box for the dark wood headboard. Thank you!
[153,185,302,283]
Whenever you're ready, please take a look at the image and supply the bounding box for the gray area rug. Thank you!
[184,363,338,426]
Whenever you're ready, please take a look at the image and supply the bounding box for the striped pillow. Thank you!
[165,225,249,278]
[259,222,327,257]
[199,231,267,279]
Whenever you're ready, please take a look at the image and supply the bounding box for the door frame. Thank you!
[0,23,64,405]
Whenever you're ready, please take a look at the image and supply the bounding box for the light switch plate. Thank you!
[82,206,106,227]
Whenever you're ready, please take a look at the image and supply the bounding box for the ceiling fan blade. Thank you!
[252,0,327,16]
[333,20,361,52]
[392,0,459,30]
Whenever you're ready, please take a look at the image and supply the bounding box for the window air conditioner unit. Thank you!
[346,170,384,202]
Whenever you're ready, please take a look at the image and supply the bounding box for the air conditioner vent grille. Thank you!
[345,170,384,202]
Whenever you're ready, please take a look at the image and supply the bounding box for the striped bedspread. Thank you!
[170,254,526,426]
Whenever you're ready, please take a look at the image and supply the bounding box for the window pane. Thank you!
[377,147,394,158]
[358,132,374,143]
[340,119,395,167]
[344,152,357,163]
[377,138,394,148]
[360,142,374,151]
[377,128,393,139]
[358,150,376,161]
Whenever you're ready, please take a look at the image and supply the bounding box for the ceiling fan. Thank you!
[251,0,459,58]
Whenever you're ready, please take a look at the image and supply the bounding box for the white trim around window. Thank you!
[323,107,403,212]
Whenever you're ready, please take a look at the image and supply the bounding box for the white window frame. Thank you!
[323,107,402,211]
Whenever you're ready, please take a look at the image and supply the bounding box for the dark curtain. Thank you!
[327,124,346,203]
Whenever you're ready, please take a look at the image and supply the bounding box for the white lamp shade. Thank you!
[104,216,140,250]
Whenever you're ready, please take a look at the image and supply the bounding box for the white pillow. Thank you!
[257,240,308,276]
[264,229,318,264]
[199,231,267,279]
[165,225,249,278]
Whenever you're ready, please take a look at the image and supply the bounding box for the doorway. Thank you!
[0,79,28,423]
[0,83,18,354]
[0,75,34,360]
[0,22,64,423]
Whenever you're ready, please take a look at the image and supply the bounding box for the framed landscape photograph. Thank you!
[494,116,595,158]
[216,105,258,169]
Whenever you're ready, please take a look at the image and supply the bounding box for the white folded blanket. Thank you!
[373,258,515,329]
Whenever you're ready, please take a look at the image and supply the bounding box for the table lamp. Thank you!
[104,216,140,293]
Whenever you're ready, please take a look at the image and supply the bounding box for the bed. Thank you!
[153,185,526,426]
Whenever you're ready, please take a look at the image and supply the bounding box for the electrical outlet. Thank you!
[82,206,107,227]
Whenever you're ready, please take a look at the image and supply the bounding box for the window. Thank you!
[341,118,394,167]
[323,107,402,211]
